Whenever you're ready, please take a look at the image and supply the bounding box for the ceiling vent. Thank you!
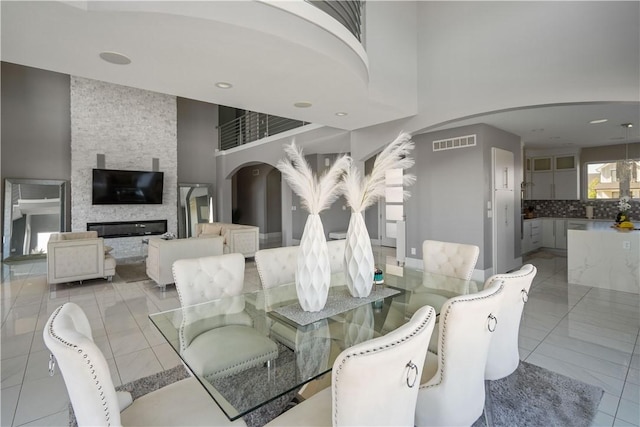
[433,134,476,152]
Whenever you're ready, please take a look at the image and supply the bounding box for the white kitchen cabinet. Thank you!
[553,170,579,200]
[541,218,555,247]
[554,219,567,249]
[522,219,541,253]
[531,171,554,199]
[528,154,579,200]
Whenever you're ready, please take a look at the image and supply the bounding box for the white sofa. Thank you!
[196,222,260,258]
[145,236,224,290]
[47,231,116,285]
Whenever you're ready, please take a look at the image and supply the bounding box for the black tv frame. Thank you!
[92,168,164,205]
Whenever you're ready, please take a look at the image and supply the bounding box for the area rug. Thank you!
[70,359,603,427]
[472,361,603,427]
[69,359,298,427]
[115,262,150,283]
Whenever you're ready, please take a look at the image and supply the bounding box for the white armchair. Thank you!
[145,236,224,290]
[196,222,260,258]
[44,302,245,426]
[47,231,116,285]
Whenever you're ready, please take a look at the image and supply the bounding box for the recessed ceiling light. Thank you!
[589,119,608,124]
[335,112,348,117]
[99,51,131,65]
[294,102,312,108]
[215,82,233,89]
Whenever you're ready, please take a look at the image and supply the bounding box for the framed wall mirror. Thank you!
[3,179,67,261]
[177,183,214,238]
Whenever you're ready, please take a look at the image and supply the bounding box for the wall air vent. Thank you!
[432,134,476,152]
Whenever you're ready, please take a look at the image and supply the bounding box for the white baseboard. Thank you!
[405,257,422,270]
[260,232,282,242]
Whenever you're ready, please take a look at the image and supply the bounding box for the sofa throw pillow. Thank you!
[104,245,114,254]
[200,223,222,237]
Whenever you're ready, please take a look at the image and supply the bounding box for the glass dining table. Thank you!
[148,265,482,422]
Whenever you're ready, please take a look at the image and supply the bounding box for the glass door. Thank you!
[380,169,404,247]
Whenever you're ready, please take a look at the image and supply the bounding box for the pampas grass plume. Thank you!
[277,142,350,214]
[342,132,415,213]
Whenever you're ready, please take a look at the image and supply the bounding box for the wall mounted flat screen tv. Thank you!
[92,169,164,205]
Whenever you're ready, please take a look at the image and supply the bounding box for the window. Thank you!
[586,160,640,199]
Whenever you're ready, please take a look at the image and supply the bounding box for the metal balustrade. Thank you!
[219,112,308,150]
[217,1,364,150]
[307,0,364,42]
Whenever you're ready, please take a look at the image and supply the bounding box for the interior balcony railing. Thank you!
[306,0,364,42]
[218,112,309,150]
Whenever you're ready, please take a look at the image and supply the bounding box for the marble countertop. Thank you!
[568,221,638,232]
[523,217,612,222]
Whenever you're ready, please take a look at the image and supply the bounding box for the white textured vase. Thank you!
[344,211,375,298]
[296,214,331,312]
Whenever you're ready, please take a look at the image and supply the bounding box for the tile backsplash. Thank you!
[525,199,640,220]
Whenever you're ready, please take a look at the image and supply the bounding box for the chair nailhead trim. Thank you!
[333,308,436,425]
[47,305,114,426]
[419,283,505,391]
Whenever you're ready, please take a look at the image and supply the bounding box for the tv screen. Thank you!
[92,169,164,205]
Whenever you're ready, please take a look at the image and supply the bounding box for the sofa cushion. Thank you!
[199,223,222,237]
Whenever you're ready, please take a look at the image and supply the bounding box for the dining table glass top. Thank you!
[148,265,482,421]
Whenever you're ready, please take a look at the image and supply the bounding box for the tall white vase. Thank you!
[344,211,375,298]
[296,214,331,312]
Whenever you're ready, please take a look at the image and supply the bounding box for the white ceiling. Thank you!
[420,102,640,150]
[2,1,639,150]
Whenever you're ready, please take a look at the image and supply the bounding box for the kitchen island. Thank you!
[567,221,639,293]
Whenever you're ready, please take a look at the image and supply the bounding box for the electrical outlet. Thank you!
[623,241,631,250]
[291,206,296,211]
[411,247,416,255]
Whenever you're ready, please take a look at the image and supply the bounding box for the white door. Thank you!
[492,148,516,274]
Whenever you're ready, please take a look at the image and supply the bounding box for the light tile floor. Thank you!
[1,248,638,426]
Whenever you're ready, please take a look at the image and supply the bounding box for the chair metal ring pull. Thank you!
[487,314,497,332]
[406,361,418,388]
[521,289,529,303]
[48,354,56,376]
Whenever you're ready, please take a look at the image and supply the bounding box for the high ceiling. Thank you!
[2,1,639,150]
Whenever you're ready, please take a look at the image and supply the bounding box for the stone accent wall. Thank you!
[71,77,177,259]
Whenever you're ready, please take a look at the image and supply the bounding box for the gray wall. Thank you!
[408,124,521,272]
[1,62,71,181]
[177,98,218,185]
[1,62,71,232]
[235,164,267,228]
[265,168,282,234]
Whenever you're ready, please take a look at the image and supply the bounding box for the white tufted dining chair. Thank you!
[422,239,480,280]
[415,281,505,427]
[485,264,537,380]
[44,302,245,427]
[172,253,279,380]
[255,246,298,290]
[265,305,437,427]
[255,241,345,290]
